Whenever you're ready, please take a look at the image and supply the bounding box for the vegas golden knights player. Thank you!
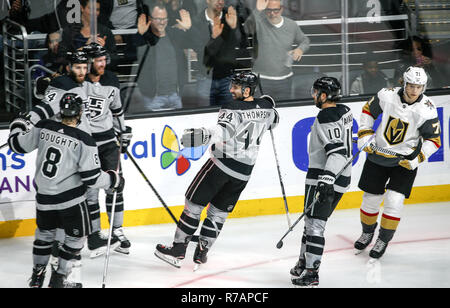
[354,66,441,259]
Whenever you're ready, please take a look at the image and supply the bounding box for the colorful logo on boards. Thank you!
[160,125,208,176]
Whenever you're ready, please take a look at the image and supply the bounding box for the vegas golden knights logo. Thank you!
[384,116,409,145]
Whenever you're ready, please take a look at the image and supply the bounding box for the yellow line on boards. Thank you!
[1,184,449,238]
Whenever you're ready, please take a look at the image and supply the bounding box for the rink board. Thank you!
[1,95,449,237]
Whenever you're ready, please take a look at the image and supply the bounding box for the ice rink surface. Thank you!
[0,201,449,289]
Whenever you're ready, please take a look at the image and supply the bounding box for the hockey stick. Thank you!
[270,129,292,228]
[125,150,199,242]
[276,134,376,249]
[102,141,122,288]
[256,74,292,228]
[0,143,8,150]
[370,138,423,160]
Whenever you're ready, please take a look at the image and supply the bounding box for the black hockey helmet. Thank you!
[66,50,89,65]
[231,71,258,96]
[311,77,342,102]
[82,42,111,64]
[60,93,83,117]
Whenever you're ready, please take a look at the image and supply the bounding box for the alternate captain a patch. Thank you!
[383,116,409,145]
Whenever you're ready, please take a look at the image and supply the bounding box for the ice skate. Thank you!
[290,258,305,279]
[28,264,46,288]
[66,255,82,285]
[369,238,388,260]
[291,268,319,288]
[48,268,82,288]
[113,227,131,255]
[354,223,377,255]
[88,231,119,258]
[193,240,209,272]
[154,242,189,268]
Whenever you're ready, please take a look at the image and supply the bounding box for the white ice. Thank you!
[0,201,449,288]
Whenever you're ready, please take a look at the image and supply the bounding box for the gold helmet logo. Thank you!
[384,116,409,145]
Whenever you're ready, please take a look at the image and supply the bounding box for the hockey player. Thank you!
[24,50,94,269]
[290,77,353,287]
[27,50,91,133]
[82,43,133,256]
[154,72,279,268]
[8,93,124,288]
[354,66,441,259]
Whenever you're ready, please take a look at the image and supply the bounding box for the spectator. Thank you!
[38,32,66,76]
[244,0,310,101]
[98,0,148,63]
[58,0,119,70]
[393,35,443,88]
[189,0,245,106]
[350,52,391,95]
[161,0,199,27]
[33,32,66,104]
[129,3,193,112]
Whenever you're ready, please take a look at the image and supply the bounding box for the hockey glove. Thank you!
[357,130,375,154]
[106,170,125,193]
[119,126,133,154]
[269,108,280,131]
[316,174,335,207]
[181,128,211,148]
[34,76,51,99]
[9,113,33,133]
[399,154,424,170]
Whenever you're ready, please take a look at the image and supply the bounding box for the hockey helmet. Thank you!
[311,77,342,103]
[231,72,258,96]
[82,42,111,64]
[66,50,89,65]
[403,66,427,93]
[60,93,83,117]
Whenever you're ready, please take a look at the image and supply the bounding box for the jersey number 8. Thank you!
[42,147,62,179]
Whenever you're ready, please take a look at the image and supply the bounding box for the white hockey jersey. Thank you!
[359,87,441,167]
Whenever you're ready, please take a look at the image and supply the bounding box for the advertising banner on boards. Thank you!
[1,95,449,224]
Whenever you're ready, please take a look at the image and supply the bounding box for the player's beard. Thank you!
[91,65,105,76]
[231,91,242,100]
[70,71,85,84]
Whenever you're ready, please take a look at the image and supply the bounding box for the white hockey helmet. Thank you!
[403,66,427,93]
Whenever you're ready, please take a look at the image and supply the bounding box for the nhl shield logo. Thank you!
[88,96,106,120]
[384,116,409,145]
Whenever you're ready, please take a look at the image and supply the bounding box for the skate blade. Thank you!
[368,257,380,265]
[114,246,130,255]
[89,242,120,259]
[193,263,201,272]
[154,250,182,268]
[293,284,319,288]
[354,248,366,255]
